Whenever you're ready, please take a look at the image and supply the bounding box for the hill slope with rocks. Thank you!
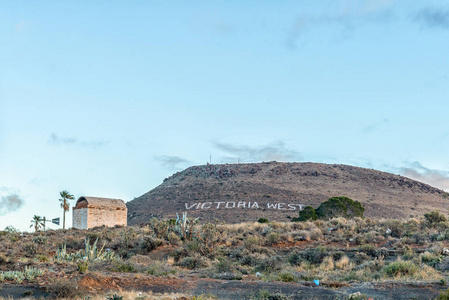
[127,162,449,224]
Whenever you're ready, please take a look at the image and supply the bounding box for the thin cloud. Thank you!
[213,141,302,163]
[286,1,396,49]
[362,118,389,133]
[0,193,24,216]
[399,162,449,191]
[157,155,191,170]
[48,133,108,149]
[414,8,449,29]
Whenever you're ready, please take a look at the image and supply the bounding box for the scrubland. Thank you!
[2,213,449,299]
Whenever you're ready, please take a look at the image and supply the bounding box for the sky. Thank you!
[1,0,449,231]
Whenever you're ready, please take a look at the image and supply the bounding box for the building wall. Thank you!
[73,208,88,229]
[72,201,127,229]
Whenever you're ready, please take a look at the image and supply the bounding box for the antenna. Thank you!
[210,154,212,164]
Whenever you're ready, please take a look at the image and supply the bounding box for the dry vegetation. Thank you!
[3,212,449,299]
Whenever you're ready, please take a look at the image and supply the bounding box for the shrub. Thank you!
[255,256,282,273]
[335,255,351,270]
[4,226,19,234]
[437,288,449,300]
[48,279,83,298]
[358,244,377,257]
[385,219,404,238]
[77,261,89,273]
[244,236,260,250]
[339,197,365,218]
[383,260,418,277]
[420,251,441,267]
[113,262,136,273]
[139,236,163,254]
[147,262,176,276]
[36,254,49,262]
[176,256,209,270]
[316,197,364,220]
[278,272,295,282]
[265,233,280,246]
[258,218,269,223]
[424,211,447,227]
[316,198,347,220]
[292,206,317,222]
[215,257,233,273]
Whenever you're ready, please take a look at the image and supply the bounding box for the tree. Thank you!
[292,206,318,222]
[336,196,364,218]
[316,198,347,220]
[59,190,74,229]
[30,215,44,232]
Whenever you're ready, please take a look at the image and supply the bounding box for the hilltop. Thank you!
[127,162,449,225]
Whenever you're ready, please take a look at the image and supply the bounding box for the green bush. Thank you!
[316,198,347,220]
[258,218,269,223]
[424,210,447,227]
[266,233,280,246]
[113,262,135,273]
[176,256,209,270]
[292,206,317,222]
[278,272,295,282]
[77,261,89,273]
[358,244,377,257]
[316,197,364,220]
[383,260,418,277]
[437,288,449,300]
[339,197,365,218]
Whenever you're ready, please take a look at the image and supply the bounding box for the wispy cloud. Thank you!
[48,133,108,149]
[399,162,449,191]
[0,193,24,216]
[414,8,449,29]
[156,155,191,170]
[287,1,396,48]
[362,118,389,133]
[213,141,302,163]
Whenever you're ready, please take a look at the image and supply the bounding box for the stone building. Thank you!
[72,196,127,229]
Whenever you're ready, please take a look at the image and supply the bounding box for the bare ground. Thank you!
[1,273,447,299]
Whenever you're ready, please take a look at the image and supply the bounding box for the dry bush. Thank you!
[309,228,323,241]
[291,230,310,242]
[175,255,210,270]
[48,279,84,299]
[335,255,352,270]
[129,254,153,266]
[243,236,260,250]
[319,256,335,271]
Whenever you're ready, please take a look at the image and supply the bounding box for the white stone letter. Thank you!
[215,202,225,209]
[226,202,236,208]
[201,202,212,209]
[267,203,278,209]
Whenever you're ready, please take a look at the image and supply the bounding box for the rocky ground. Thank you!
[127,162,449,225]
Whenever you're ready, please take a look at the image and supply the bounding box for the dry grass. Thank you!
[1,214,449,297]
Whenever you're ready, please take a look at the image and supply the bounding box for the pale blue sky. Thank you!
[1,0,449,231]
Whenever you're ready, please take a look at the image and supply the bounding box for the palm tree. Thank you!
[59,190,74,229]
[30,215,44,232]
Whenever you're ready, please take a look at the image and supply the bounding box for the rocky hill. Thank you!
[127,162,449,224]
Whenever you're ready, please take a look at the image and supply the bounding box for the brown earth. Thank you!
[1,272,446,299]
[127,162,449,225]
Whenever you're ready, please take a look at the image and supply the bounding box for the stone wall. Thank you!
[72,206,127,229]
[73,207,88,229]
[86,207,127,228]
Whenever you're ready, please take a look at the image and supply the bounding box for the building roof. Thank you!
[75,196,127,209]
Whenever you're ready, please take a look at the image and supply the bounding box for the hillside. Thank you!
[127,162,449,225]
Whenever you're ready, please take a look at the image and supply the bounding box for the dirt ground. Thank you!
[1,272,447,299]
